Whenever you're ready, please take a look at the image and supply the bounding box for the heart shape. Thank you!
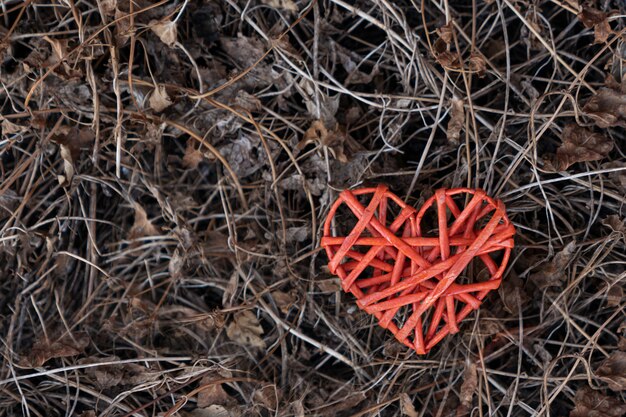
[320,185,515,354]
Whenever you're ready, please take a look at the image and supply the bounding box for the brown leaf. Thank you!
[300,120,349,163]
[469,53,487,77]
[317,278,340,292]
[529,241,576,289]
[447,99,465,145]
[99,0,117,16]
[114,8,131,46]
[271,290,296,314]
[434,38,460,69]
[400,393,418,417]
[547,124,614,171]
[149,85,173,112]
[81,356,160,389]
[129,203,160,239]
[499,271,529,314]
[58,143,75,185]
[459,362,478,408]
[583,88,626,128]
[2,119,29,137]
[437,22,454,44]
[183,140,205,169]
[578,6,612,44]
[253,384,280,409]
[602,215,625,233]
[233,90,262,112]
[150,19,178,47]
[261,0,297,12]
[596,351,626,391]
[25,333,90,367]
[606,286,622,307]
[197,375,235,408]
[226,310,265,349]
[570,386,626,417]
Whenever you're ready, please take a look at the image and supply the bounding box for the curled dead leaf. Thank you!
[578,6,612,44]
[437,22,454,45]
[150,18,178,47]
[583,88,626,128]
[570,386,626,417]
[129,203,160,239]
[197,374,235,408]
[2,119,29,137]
[400,393,418,417]
[226,310,265,349]
[469,53,487,77]
[459,361,478,409]
[81,356,160,389]
[149,85,173,112]
[529,241,576,289]
[299,120,349,163]
[546,124,614,171]
[447,99,465,145]
[271,290,296,314]
[24,332,90,367]
[262,0,297,12]
[596,351,626,391]
[254,384,280,410]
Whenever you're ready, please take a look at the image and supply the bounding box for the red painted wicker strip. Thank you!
[321,185,515,354]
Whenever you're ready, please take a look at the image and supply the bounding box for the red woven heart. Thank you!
[321,185,515,354]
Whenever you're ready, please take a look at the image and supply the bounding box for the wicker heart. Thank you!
[321,185,515,354]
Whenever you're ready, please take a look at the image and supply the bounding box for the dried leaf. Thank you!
[447,99,465,145]
[253,384,280,409]
[317,279,340,292]
[570,386,626,417]
[149,85,173,112]
[400,393,418,417]
[129,203,160,239]
[183,140,205,169]
[498,271,529,314]
[606,286,622,307]
[578,6,612,44]
[2,119,29,137]
[233,90,262,112]
[183,406,233,417]
[434,38,460,69]
[0,189,20,215]
[459,362,478,408]
[114,8,131,46]
[262,0,297,12]
[226,310,265,349]
[197,375,235,408]
[529,241,576,289]
[24,333,90,367]
[58,143,75,185]
[602,215,625,233]
[300,120,349,163]
[81,356,160,389]
[150,19,178,47]
[437,22,454,44]
[469,53,487,77]
[547,124,614,171]
[271,290,296,314]
[583,88,626,128]
[220,134,266,177]
[99,0,116,16]
[596,351,626,391]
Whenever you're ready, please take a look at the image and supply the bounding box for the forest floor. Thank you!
[0,1,625,416]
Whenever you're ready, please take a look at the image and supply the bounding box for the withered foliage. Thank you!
[0,1,625,416]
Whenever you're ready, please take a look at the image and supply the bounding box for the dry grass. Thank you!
[0,0,625,416]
